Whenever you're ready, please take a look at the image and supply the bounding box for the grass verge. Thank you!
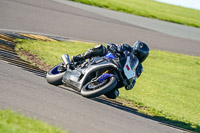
[15,39,200,132]
[72,0,200,28]
[0,110,66,133]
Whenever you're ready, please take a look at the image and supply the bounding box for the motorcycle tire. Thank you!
[81,76,118,98]
[46,63,66,86]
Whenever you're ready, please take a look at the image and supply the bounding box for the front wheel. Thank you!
[81,76,118,98]
[46,63,66,85]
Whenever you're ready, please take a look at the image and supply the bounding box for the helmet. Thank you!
[132,41,149,63]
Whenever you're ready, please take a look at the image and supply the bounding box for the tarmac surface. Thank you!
[0,0,198,133]
[54,0,200,41]
[0,0,200,56]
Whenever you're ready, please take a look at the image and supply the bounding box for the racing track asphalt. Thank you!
[0,0,200,56]
[0,0,198,133]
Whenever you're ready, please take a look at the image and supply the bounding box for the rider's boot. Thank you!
[71,50,92,63]
[71,44,107,63]
[71,54,85,62]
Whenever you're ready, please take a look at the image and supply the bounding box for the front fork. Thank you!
[61,54,71,66]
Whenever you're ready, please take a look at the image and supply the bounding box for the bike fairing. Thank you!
[98,52,118,83]
[102,52,138,84]
[67,51,137,97]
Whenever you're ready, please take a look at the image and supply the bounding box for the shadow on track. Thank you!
[92,97,198,132]
[59,85,198,132]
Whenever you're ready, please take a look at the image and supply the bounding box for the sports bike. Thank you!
[46,51,138,98]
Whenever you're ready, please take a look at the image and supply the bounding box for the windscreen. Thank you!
[129,53,139,72]
[123,53,139,84]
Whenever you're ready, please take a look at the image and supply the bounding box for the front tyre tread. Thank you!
[81,77,117,98]
[46,63,65,86]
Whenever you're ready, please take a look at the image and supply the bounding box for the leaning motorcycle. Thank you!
[46,51,138,99]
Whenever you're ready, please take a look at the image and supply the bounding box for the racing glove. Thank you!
[125,80,136,90]
[107,43,121,53]
[136,63,143,78]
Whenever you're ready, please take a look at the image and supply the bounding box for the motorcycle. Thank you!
[46,51,139,99]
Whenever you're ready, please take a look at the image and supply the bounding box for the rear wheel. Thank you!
[46,63,66,85]
[81,76,118,98]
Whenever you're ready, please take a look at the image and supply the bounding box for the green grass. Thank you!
[15,39,98,67]
[0,110,66,133]
[15,40,200,131]
[72,0,200,28]
[119,50,200,130]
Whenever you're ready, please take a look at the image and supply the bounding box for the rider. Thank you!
[71,41,149,99]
